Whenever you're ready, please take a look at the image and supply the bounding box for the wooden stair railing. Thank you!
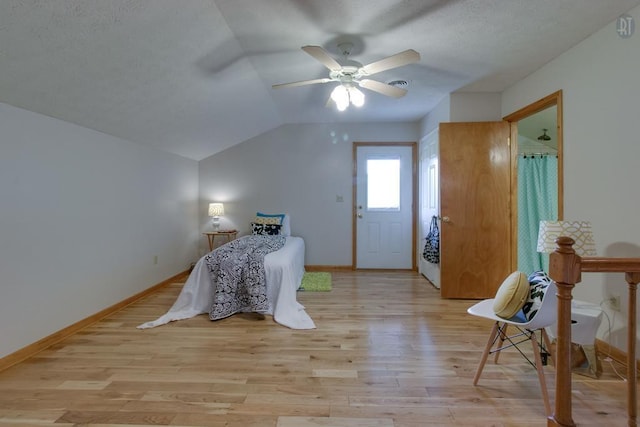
[547,236,640,427]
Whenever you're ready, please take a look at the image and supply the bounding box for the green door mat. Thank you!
[299,272,332,291]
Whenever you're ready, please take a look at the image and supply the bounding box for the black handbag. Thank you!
[423,216,440,264]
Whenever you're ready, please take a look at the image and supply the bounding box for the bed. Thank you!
[138,215,315,330]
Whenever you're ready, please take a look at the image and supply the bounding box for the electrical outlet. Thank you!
[153,255,158,265]
[606,295,621,311]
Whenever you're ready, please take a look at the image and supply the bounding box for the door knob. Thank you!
[442,216,450,223]
[357,213,363,218]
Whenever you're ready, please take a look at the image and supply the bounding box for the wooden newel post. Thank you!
[547,236,581,427]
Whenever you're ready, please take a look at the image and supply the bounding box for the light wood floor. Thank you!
[0,270,631,426]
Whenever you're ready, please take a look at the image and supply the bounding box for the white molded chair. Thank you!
[467,281,557,416]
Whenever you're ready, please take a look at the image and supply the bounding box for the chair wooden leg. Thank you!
[494,323,508,364]
[474,322,500,386]
[531,332,552,417]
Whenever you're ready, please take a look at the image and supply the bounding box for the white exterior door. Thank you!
[419,130,440,287]
[355,144,413,269]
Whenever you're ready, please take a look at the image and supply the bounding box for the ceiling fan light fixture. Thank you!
[331,85,349,111]
[331,84,365,111]
[349,86,365,107]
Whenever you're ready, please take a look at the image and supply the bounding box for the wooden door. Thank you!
[439,122,512,299]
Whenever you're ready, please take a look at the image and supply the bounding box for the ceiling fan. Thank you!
[272,41,420,110]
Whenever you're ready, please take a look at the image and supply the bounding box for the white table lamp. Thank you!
[208,203,224,230]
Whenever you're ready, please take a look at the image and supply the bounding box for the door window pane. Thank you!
[367,158,400,210]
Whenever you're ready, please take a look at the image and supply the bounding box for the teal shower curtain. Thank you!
[517,155,558,275]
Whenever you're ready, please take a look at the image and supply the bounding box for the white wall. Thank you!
[450,92,502,122]
[419,92,502,138]
[198,122,419,266]
[0,103,199,359]
[502,6,640,352]
[420,95,450,136]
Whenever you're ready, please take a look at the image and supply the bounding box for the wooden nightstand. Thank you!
[203,230,237,251]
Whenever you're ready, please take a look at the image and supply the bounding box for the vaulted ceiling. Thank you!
[1,0,638,160]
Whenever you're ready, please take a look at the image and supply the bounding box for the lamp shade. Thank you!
[208,202,224,217]
[536,220,596,256]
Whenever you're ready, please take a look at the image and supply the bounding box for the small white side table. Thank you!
[548,299,603,378]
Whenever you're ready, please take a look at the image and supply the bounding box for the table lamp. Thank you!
[208,203,224,230]
[536,220,596,256]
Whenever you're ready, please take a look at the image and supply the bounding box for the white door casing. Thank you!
[355,144,413,269]
[418,130,440,287]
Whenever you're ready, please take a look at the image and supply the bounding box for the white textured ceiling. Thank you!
[1,0,638,160]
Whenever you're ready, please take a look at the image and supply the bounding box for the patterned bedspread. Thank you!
[204,235,286,320]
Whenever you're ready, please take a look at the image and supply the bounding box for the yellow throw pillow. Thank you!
[253,215,282,225]
[493,271,529,318]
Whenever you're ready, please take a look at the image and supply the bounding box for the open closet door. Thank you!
[439,121,512,299]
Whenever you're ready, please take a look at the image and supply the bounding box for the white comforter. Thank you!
[137,236,315,330]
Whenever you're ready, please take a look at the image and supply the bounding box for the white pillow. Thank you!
[282,214,291,236]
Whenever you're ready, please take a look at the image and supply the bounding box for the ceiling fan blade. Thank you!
[272,77,333,89]
[359,79,407,98]
[360,49,420,75]
[302,45,342,71]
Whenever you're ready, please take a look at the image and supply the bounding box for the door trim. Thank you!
[352,141,418,270]
[503,90,564,271]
